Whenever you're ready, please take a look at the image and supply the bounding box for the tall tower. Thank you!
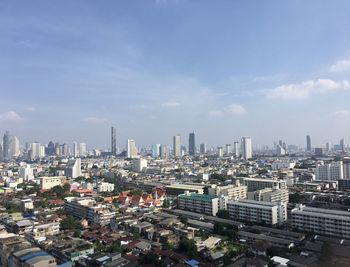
[127,139,138,158]
[173,135,181,157]
[73,141,79,157]
[340,138,345,152]
[189,132,196,156]
[306,135,311,151]
[111,126,117,155]
[241,137,252,160]
[3,131,10,160]
[233,141,240,158]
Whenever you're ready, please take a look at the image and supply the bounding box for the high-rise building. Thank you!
[46,141,55,156]
[241,137,252,160]
[199,143,207,154]
[173,135,181,157]
[65,158,82,178]
[73,141,79,157]
[151,144,160,158]
[315,161,344,181]
[0,144,3,161]
[340,138,345,152]
[160,145,170,159]
[217,147,223,157]
[111,126,117,155]
[79,142,87,157]
[127,139,138,158]
[188,132,196,156]
[233,141,240,158]
[9,135,20,157]
[30,142,41,159]
[306,135,311,151]
[2,131,10,160]
[276,144,286,156]
[225,144,231,155]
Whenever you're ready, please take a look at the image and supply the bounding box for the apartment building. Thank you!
[208,184,247,200]
[291,204,350,238]
[244,178,287,191]
[177,192,219,216]
[315,161,344,181]
[227,199,287,225]
[166,184,205,196]
[31,222,60,242]
[8,247,56,267]
[39,176,65,190]
[247,188,289,203]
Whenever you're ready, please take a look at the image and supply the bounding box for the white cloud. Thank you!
[209,104,247,117]
[265,79,350,100]
[26,107,35,112]
[329,60,350,73]
[0,111,22,122]
[331,109,350,117]
[81,117,108,124]
[130,104,148,110]
[161,102,181,107]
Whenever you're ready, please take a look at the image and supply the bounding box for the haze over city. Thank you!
[1,0,350,148]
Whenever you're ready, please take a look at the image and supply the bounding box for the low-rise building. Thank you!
[247,188,289,203]
[244,178,287,191]
[39,176,65,190]
[227,199,287,225]
[178,192,219,216]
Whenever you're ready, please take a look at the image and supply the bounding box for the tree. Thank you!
[178,238,198,257]
[139,252,161,265]
[162,199,170,208]
[179,215,188,225]
[60,215,83,231]
[109,241,121,253]
[63,183,70,192]
[130,189,143,196]
[319,242,333,267]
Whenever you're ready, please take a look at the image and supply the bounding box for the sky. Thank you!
[1,0,350,150]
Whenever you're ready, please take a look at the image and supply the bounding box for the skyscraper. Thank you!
[188,132,196,156]
[306,135,311,151]
[111,126,117,155]
[151,144,160,158]
[241,137,252,160]
[79,142,87,157]
[173,135,181,157]
[9,136,20,157]
[160,145,170,159]
[233,141,240,158]
[127,139,138,158]
[2,131,10,160]
[73,141,79,157]
[340,138,345,152]
[225,144,231,155]
[200,143,207,154]
[46,141,55,156]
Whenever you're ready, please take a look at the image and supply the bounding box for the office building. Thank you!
[217,147,223,157]
[46,141,55,156]
[340,138,345,152]
[160,145,170,159]
[241,137,252,160]
[338,179,350,190]
[188,132,196,156]
[291,204,350,238]
[111,126,117,155]
[166,184,205,196]
[127,139,138,158]
[233,141,240,158]
[208,183,247,200]
[314,147,323,157]
[199,143,207,154]
[178,192,219,216]
[73,141,79,157]
[173,135,181,157]
[65,158,82,178]
[315,161,344,181]
[151,144,160,158]
[225,144,231,155]
[132,157,148,172]
[306,135,311,151]
[2,131,10,160]
[9,136,20,157]
[227,199,287,225]
[79,142,87,157]
[244,178,287,191]
[276,144,286,156]
[30,142,41,160]
[19,164,34,182]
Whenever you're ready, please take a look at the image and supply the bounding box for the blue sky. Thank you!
[1,0,350,149]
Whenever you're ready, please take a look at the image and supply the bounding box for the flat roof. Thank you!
[178,193,217,201]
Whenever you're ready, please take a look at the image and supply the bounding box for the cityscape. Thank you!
[1,1,350,267]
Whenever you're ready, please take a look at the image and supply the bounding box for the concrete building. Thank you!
[19,164,34,182]
[315,161,344,181]
[225,144,231,155]
[291,205,350,238]
[127,139,138,158]
[151,144,160,158]
[306,135,311,151]
[338,179,350,190]
[188,132,196,156]
[9,247,57,267]
[244,177,287,191]
[247,188,289,203]
[9,136,20,157]
[227,199,287,226]
[178,192,219,216]
[39,176,65,190]
[217,147,223,157]
[65,158,82,178]
[97,182,115,193]
[241,137,252,160]
[200,143,207,154]
[132,157,148,172]
[111,126,117,156]
[173,135,181,157]
[208,183,247,200]
[160,145,170,159]
[165,184,205,197]
[79,142,87,157]
[233,141,240,158]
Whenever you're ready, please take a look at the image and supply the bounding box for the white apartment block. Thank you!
[291,205,350,238]
[271,161,296,170]
[227,199,287,225]
[208,184,247,200]
[244,177,287,191]
[97,182,115,193]
[247,188,289,204]
[315,161,343,181]
[132,158,148,172]
[177,192,219,216]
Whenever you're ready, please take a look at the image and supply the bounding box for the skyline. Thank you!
[1,1,350,147]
